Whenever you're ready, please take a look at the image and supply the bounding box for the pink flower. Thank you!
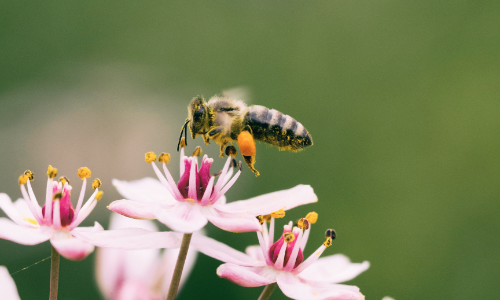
[109,148,317,233]
[0,266,20,300]
[95,213,197,300]
[191,215,369,300]
[0,167,180,261]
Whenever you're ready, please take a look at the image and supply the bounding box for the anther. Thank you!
[231,158,238,168]
[305,212,318,224]
[145,152,157,163]
[284,232,295,243]
[53,192,63,200]
[47,165,58,179]
[92,178,102,190]
[78,167,91,179]
[257,215,265,224]
[297,218,310,230]
[159,153,171,163]
[95,191,104,201]
[192,146,202,157]
[18,174,29,185]
[270,209,285,219]
[212,170,223,177]
[225,146,237,157]
[323,237,333,247]
[325,229,336,240]
[238,161,243,171]
[179,138,187,149]
[24,170,34,181]
[59,176,70,185]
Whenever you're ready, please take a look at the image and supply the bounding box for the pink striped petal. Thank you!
[154,202,208,233]
[0,266,20,300]
[112,178,176,206]
[0,218,50,245]
[50,235,95,261]
[298,254,370,284]
[190,233,265,267]
[201,207,262,233]
[107,200,159,220]
[217,264,277,287]
[276,272,365,300]
[217,185,317,216]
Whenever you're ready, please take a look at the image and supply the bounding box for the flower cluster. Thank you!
[0,141,387,300]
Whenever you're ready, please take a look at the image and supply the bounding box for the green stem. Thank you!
[258,283,278,300]
[49,246,60,300]
[166,233,193,300]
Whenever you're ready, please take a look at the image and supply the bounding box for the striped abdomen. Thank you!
[243,105,313,151]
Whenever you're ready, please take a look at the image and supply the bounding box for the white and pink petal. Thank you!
[154,202,208,233]
[298,254,370,284]
[217,264,277,287]
[50,235,95,261]
[0,266,20,300]
[202,207,262,233]
[108,200,159,220]
[0,218,50,245]
[112,178,176,206]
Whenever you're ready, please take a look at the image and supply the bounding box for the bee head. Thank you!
[188,96,209,138]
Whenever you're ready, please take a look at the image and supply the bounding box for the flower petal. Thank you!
[277,272,365,300]
[216,264,277,287]
[218,185,317,216]
[157,246,198,297]
[50,235,95,261]
[113,178,176,205]
[245,245,266,262]
[202,207,262,233]
[107,200,159,220]
[0,218,50,245]
[73,227,181,250]
[0,266,21,300]
[190,233,264,267]
[298,254,370,284]
[0,195,36,227]
[154,202,208,233]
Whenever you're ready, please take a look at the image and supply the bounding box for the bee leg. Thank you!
[243,155,260,177]
[207,126,223,138]
[202,133,210,145]
[219,142,228,157]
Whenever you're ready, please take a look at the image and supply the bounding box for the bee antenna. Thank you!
[177,119,190,151]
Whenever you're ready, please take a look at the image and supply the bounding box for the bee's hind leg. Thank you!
[238,129,259,176]
[219,142,228,157]
[243,155,260,177]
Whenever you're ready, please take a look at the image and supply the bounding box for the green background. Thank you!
[1,1,499,299]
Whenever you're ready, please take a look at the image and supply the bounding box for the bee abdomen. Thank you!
[244,105,313,151]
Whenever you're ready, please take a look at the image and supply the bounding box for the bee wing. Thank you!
[222,86,251,104]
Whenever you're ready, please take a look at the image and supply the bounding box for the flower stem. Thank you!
[258,283,277,300]
[49,246,60,300]
[166,233,193,300]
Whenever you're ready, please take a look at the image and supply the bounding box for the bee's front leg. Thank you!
[202,133,210,145]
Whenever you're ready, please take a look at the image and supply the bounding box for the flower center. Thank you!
[41,179,75,227]
[268,227,304,268]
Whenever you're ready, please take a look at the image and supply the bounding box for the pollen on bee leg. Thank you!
[284,232,295,243]
[18,174,29,185]
[305,212,318,224]
[145,152,157,163]
[270,209,285,219]
[47,165,58,179]
[78,167,91,179]
[192,146,202,157]
[92,178,102,190]
[159,152,171,163]
[24,170,34,181]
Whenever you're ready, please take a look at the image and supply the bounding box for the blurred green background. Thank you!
[1,1,499,299]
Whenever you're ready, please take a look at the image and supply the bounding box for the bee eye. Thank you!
[325,229,336,240]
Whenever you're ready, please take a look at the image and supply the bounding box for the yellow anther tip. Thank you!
[47,165,58,179]
[192,146,203,157]
[159,153,171,163]
[18,174,29,185]
[323,237,333,247]
[284,232,295,243]
[145,152,157,163]
[270,209,285,219]
[95,191,104,201]
[305,212,318,224]
[298,218,310,230]
[24,170,34,181]
[78,167,92,179]
[92,178,102,190]
[179,138,186,149]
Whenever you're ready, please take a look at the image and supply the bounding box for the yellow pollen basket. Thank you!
[92,178,102,190]
[18,174,29,185]
[270,209,285,219]
[47,165,58,179]
[24,170,34,181]
[305,212,318,224]
[78,167,92,179]
[145,152,157,163]
[284,232,295,243]
[95,191,104,201]
[159,153,171,163]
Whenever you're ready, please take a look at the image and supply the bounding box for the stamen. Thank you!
[179,137,186,149]
[161,163,184,200]
[284,229,304,271]
[297,218,310,230]
[95,191,104,201]
[24,170,34,181]
[257,215,265,224]
[213,156,232,195]
[199,176,215,206]
[145,152,157,163]
[325,229,337,240]
[212,170,222,177]
[52,199,62,230]
[53,192,63,200]
[257,231,273,266]
[211,165,241,203]
[284,232,295,243]
[323,237,333,247]
[274,240,288,270]
[225,145,237,157]
[305,212,318,224]
[188,157,198,201]
[192,146,202,157]
[268,217,275,250]
[59,176,70,185]
[78,167,91,179]
[159,153,171,163]
[47,165,58,179]
[270,209,285,219]
[92,178,102,190]
[18,175,28,185]
[45,178,53,223]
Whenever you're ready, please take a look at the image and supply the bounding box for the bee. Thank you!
[178,95,313,176]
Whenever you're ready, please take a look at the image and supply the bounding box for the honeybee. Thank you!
[178,94,313,176]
